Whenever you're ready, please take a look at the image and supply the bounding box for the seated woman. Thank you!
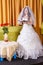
[16,6,43,59]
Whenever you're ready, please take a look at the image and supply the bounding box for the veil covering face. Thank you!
[18,6,35,25]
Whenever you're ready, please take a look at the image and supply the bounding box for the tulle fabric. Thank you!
[18,6,35,25]
[17,24,43,59]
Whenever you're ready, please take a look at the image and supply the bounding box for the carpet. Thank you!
[0,56,43,65]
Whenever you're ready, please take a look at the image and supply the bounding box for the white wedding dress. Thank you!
[17,24,43,59]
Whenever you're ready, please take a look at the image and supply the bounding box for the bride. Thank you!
[16,6,43,59]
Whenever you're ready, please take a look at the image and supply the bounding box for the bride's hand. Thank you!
[18,21,22,26]
[23,22,27,24]
[27,21,32,25]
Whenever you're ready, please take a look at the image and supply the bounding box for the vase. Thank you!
[4,33,8,42]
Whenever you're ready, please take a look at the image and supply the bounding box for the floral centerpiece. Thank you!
[2,26,9,42]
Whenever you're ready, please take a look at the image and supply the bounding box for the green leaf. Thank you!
[2,26,9,34]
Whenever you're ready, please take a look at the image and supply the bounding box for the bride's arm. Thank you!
[27,17,32,25]
[18,21,23,26]
[27,21,32,24]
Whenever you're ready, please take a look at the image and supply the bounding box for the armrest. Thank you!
[41,22,43,34]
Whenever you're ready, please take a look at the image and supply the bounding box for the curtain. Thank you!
[0,0,43,42]
[0,0,42,26]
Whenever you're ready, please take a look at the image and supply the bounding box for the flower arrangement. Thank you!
[0,23,10,26]
[2,26,9,34]
[2,26,9,42]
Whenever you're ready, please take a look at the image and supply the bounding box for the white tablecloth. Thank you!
[0,41,18,61]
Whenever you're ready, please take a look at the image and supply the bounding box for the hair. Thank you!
[21,7,31,20]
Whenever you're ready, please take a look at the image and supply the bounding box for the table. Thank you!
[0,41,18,61]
